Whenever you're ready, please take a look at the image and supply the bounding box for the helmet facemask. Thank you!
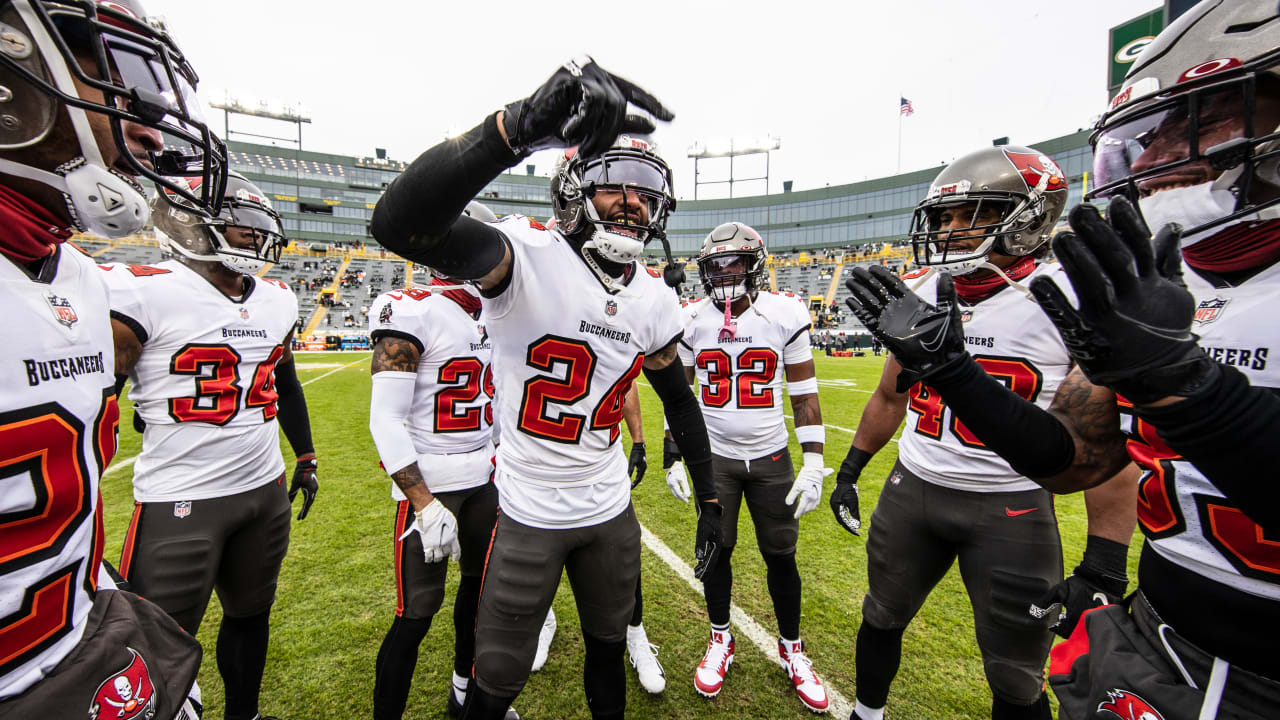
[0,1,226,236]
[909,194,1032,274]
[153,173,284,275]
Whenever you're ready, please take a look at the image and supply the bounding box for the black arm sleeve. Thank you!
[274,358,314,458]
[1134,365,1280,531]
[644,359,717,502]
[924,354,1077,480]
[368,112,521,279]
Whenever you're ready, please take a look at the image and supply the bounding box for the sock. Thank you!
[629,568,644,627]
[854,621,904,709]
[763,551,802,641]
[452,672,468,703]
[454,574,482,677]
[627,623,645,642]
[703,545,735,626]
[853,700,885,720]
[582,631,626,719]
[217,609,272,720]
[372,615,433,720]
[992,692,1052,720]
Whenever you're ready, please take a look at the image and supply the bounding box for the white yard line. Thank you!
[108,355,369,474]
[638,523,852,718]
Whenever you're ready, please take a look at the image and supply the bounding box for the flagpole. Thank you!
[896,96,903,175]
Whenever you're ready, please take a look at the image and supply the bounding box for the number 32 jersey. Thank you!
[102,260,297,502]
[897,264,1075,493]
[1,247,117,698]
[677,292,813,460]
[482,217,683,529]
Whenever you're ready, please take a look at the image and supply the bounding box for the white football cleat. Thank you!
[694,628,735,698]
[530,607,557,672]
[778,638,829,713]
[626,624,666,694]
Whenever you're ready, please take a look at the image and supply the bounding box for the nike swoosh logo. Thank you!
[1005,507,1038,517]
[771,453,785,462]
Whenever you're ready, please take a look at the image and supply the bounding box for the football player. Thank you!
[669,222,831,712]
[106,171,317,720]
[838,146,1140,720]
[845,2,1280,717]
[366,201,520,720]
[0,1,220,717]
[370,57,721,720]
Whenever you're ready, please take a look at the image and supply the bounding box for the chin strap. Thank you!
[579,240,642,297]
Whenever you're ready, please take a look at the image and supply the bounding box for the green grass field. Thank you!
[103,352,1143,720]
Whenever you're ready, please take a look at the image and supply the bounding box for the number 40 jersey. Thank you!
[102,260,297,503]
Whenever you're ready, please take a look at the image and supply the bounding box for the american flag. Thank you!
[900,97,914,117]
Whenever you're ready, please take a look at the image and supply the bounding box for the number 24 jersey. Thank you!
[102,260,297,502]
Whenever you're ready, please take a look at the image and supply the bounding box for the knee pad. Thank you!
[861,590,912,631]
[985,659,1046,708]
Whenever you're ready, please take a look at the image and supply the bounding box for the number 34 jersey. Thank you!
[1,247,117,698]
[676,292,813,460]
[482,217,683,529]
[369,287,493,497]
[897,264,1076,493]
[102,261,298,503]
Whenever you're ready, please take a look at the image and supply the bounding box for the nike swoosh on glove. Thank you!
[665,461,691,503]
[289,457,319,521]
[400,499,461,564]
[1031,197,1218,404]
[503,56,674,159]
[786,452,831,519]
[694,500,723,580]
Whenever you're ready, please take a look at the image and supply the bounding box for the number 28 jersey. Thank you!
[897,264,1075,493]
[482,216,683,529]
[102,261,298,502]
[676,292,813,459]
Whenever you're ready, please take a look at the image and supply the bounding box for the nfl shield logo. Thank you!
[1194,297,1229,325]
[173,501,191,519]
[889,471,903,486]
[239,307,250,321]
[960,309,973,323]
[605,300,618,316]
[379,302,393,324]
[45,293,78,328]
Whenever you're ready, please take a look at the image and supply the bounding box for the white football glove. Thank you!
[786,452,832,519]
[399,499,461,564]
[665,461,691,503]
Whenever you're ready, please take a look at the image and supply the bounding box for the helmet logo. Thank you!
[1003,150,1066,193]
[1178,58,1241,83]
[928,180,971,199]
[1110,77,1161,111]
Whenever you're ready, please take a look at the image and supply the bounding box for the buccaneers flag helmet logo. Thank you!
[88,647,157,720]
[1097,688,1165,720]
[1002,150,1067,194]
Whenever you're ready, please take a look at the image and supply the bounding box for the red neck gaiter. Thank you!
[0,185,72,264]
[430,276,481,316]
[1181,219,1280,274]
[952,255,1037,303]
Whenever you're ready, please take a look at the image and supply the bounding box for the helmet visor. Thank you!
[213,201,284,262]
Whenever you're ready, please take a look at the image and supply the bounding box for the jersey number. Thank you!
[435,358,496,433]
[0,398,115,677]
[168,343,283,425]
[907,356,1042,448]
[517,335,644,444]
[695,348,779,409]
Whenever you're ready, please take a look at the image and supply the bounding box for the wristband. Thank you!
[794,424,825,446]
[838,446,872,483]
[787,376,818,396]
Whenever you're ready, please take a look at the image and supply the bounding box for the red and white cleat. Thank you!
[778,638,829,713]
[694,628,735,698]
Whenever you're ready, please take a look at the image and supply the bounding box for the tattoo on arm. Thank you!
[790,392,824,453]
[1047,367,1131,489]
[643,341,680,371]
[390,463,432,510]
[371,337,421,374]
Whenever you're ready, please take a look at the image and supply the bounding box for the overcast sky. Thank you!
[148,0,1161,200]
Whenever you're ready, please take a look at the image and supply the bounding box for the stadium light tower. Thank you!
[211,93,313,199]
[688,136,781,200]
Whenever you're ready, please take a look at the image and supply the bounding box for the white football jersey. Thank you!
[676,292,813,459]
[0,247,116,699]
[370,287,493,498]
[102,260,298,502]
[897,264,1075,493]
[483,216,683,529]
[1121,259,1280,602]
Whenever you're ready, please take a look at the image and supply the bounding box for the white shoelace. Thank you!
[788,651,819,684]
[702,638,732,668]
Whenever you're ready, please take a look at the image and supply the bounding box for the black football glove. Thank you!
[289,457,319,521]
[628,442,648,489]
[829,447,871,536]
[1029,536,1129,638]
[503,56,674,159]
[1030,197,1219,405]
[693,500,723,581]
[662,436,682,470]
[845,265,969,393]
